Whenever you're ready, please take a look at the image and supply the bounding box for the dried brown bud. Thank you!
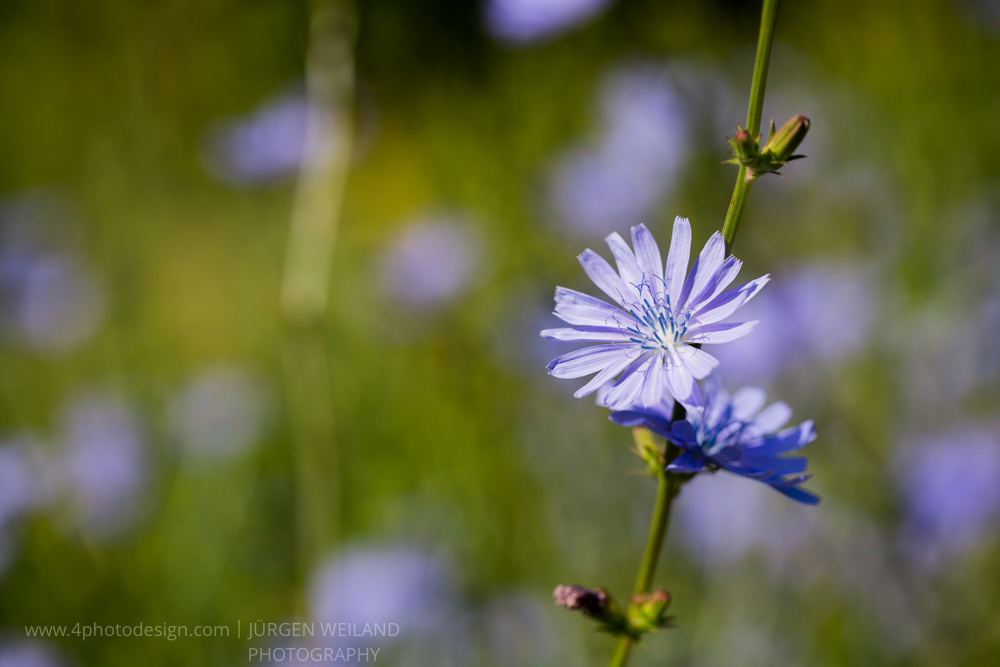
[554,585,609,616]
[554,584,631,636]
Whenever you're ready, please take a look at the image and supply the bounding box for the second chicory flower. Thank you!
[610,377,819,504]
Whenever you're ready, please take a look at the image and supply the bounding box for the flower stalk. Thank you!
[722,0,781,254]
[607,467,681,666]
[607,402,686,667]
[547,2,817,664]
[607,3,783,665]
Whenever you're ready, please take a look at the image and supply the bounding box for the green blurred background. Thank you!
[2,0,1000,665]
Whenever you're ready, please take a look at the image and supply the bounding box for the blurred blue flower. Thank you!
[0,436,53,528]
[548,65,688,237]
[377,216,482,309]
[58,391,148,539]
[483,0,614,44]
[0,640,67,667]
[675,471,819,573]
[309,545,454,637]
[711,262,878,386]
[675,473,771,567]
[202,92,326,186]
[10,254,106,352]
[897,426,1000,562]
[0,197,106,354]
[542,217,767,410]
[610,377,818,503]
[598,65,688,173]
[169,365,273,464]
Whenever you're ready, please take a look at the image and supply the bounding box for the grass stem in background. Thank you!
[280,0,356,580]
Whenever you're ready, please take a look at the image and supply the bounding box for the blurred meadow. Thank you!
[2,0,1000,665]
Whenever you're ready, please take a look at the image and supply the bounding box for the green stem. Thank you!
[634,470,679,597]
[608,635,634,667]
[722,0,780,253]
[608,465,680,667]
[606,5,782,663]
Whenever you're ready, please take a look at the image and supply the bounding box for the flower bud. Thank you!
[554,585,630,635]
[745,114,809,178]
[725,125,760,168]
[725,115,810,179]
[631,427,665,476]
[628,589,674,632]
[554,585,608,616]
[761,114,809,164]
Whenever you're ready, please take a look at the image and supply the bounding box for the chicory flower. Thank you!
[542,217,768,410]
[610,377,819,504]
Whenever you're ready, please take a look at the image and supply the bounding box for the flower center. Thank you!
[618,282,692,353]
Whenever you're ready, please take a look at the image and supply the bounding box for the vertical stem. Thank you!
[281,0,356,582]
[608,635,634,667]
[632,472,679,596]
[282,0,356,321]
[607,3,783,660]
[608,422,683,667]
[722,0,780,253]
[745,0,779,141]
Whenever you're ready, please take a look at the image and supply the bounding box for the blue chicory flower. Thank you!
[541,217,768,410]
[609,377,819,504]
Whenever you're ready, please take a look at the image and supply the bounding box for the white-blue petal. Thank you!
[573,351,640,398]
[688,255,741,312]
[604,232,643,299]
[541,326,631,342]
[685,320,758,344]
[553,286,623,326]
[547,344,638,379]
[676,344,718,380]
[663,350,703,409]
[690,274,769,326]
[630,224,664,300]
[578,249,633,305]
[676,231,726,312]
[663,216,691,300]
[603,356,650,409]
[639,353,665,407]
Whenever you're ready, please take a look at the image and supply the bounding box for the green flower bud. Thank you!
[631,427,665,477]
[761,114,809,163]
[750,114,809,177]
[628,590,674,633]
[724,126,760,168]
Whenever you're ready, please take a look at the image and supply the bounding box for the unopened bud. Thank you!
[725,115,810,179]
[632,427,664,476]
[725,126,760,168]
[628,590,674,632]
[554,585,630,636]
[554,585,609,616]
[761,114,809,164]
[742,114,810,178]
